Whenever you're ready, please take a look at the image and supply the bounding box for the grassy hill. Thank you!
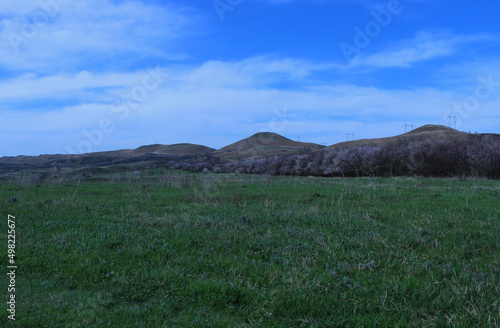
[130,143,215,156]
[328,124,474,149]
[0,143,214,166]
[74,143,215,158]
[213,132,325,161]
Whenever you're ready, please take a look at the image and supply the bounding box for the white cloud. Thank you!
[349,32,496,68]
[0,0,42,16]
[0,69,166,102]
[174,56,331,89]
[0,0,198,72]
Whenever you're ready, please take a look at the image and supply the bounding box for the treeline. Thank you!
[169,135,500,179]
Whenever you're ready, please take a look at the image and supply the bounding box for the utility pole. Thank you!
[403,123,414,133]
[346,133,355,141]
[448,115,457,129]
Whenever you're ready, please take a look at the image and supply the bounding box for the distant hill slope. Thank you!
[327,124,473,149]
[405,124,459,134]
[130,143,215,156]
[213,132,325,161]
[0,143,214,166]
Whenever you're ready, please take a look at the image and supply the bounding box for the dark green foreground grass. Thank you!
[1,172,499,327]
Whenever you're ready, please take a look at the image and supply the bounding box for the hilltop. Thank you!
[327,124,471,149]
[213,132,325,161]
[130,143,215,156]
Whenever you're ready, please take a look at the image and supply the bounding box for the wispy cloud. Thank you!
[0,71,143,102]
[349,32,495,68]
[0,0,42,16]
[176,56,332,89]
[0,0,199,72]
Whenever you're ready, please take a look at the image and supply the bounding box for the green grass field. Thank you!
[1,171,499,327]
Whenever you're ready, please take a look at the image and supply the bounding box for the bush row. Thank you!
[170,135,500,179]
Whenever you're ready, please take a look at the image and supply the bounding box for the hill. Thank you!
[327,124,471,149]
[130,143,215,156]
[0,143,214,168]
[213,132,325,161]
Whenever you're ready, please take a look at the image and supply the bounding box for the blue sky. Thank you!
[1,0,499,156]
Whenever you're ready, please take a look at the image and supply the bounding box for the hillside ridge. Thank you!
[213,132,325,161]
[1,125,498,166]
[327,124,471,149]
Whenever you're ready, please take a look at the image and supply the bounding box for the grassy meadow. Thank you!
[1,170,499,327]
